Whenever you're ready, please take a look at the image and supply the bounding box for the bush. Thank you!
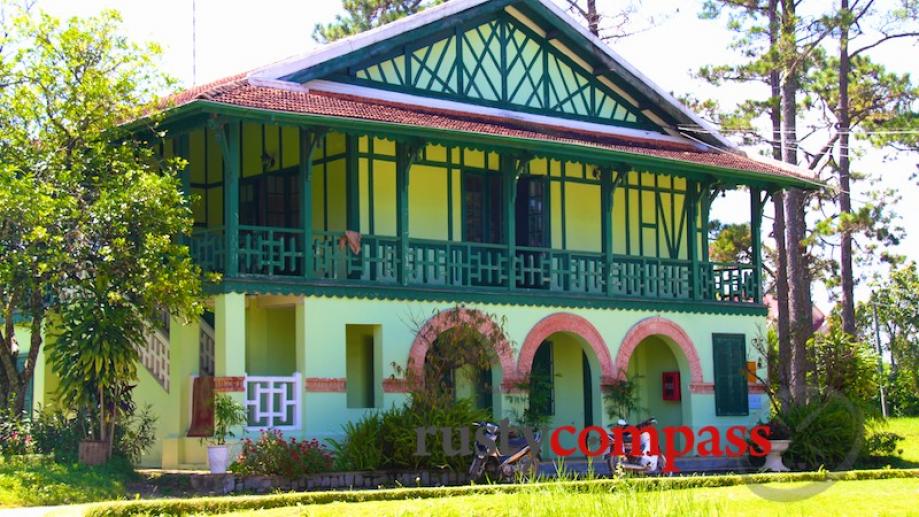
[780,396,865,470]
[330,398,488,472]
[31,405,156,464]
[0,406,33,457]
[30,406,84,463]
[230,430,333,479]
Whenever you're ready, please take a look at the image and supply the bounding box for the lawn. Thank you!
[206,478,919,517]
[0,455,132,508]
[887,417,919,465]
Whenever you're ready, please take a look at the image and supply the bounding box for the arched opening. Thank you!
[408,307,514,419]
[526,332,603,456]
[425,327,499,415]
[625,336,685,432]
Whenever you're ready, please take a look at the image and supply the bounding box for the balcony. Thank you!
[190,226,761,309]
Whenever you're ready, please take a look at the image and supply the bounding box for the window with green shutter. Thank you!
[15,353,34,416]
[712,334,749,416]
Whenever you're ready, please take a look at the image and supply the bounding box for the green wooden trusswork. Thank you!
[341,12,652,129]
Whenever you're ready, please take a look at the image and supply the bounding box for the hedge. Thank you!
[84,468,919,517]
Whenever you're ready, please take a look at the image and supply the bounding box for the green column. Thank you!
[214,293,247,431]
[175,134,191,199]
[396,143,412,286]
[750,188,764,304]
[346,135,360,232]
[601,168,613,297]
[300,129,316,279]
[502,155,518,291]
[217,120,240,278]
[687,180,700,300]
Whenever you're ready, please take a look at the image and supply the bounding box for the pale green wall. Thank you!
[627,336,684,431]
[245,305,296,376]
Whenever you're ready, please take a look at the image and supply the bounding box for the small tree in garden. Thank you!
[0,3,203,428]
[209,394,247,447]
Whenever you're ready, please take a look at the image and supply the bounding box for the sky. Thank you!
[35,0,919,310]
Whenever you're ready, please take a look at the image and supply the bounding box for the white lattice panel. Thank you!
[245,373,302,431]
[139,328,170,392]
[199,319,215,376]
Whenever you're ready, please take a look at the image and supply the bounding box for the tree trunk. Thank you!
[586,0,600,36]
[768,0,793,408]
[781,0,811,405]
[838,0,856,336]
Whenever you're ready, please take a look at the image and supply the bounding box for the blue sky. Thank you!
[37,0,919,309]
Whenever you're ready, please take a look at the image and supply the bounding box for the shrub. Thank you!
[861,429,904,459]
[31,407,84,462]
[31,405,156,464]
[229,430,333,479]
[331,398,487,472]
[0,406,32,456]
[780,396,865,470]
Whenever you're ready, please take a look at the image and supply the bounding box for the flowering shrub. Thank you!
[0,407,33,456]
[230,430,333,479]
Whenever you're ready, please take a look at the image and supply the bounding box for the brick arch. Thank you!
[408,307,516,387]
[614,317,703,385]
[517,313,616,385]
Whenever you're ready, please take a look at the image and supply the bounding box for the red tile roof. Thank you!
[163,77,817,184]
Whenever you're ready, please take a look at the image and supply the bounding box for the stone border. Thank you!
[189,469,471,495]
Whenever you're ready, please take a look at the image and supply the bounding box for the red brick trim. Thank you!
[614,317,704,386]
[214,376,245,393]
[382,378,408,393]
[305,377,346,392]
[690,383,767,394]
[407,307,516,388]
[517,313,615,384]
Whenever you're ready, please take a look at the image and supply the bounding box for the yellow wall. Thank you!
[245,304,297,376]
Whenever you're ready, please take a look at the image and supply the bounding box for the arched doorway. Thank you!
[519,314,615,456]
[408,308,515,419]
[614,318,703,438]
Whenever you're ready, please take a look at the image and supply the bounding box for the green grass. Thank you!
[887,417,919,465]
[0,455,132,508]
[198,478,919,517]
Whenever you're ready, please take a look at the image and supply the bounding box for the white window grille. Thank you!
[244,373,302,431]
[139,327,170,392]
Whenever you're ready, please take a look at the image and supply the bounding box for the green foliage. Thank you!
[330,398,487,472]
[601,376,641,423]
[0,454,132,507]
[112,405,157,464]
[707,220,752,264]
[211,394,246,446]
[229,430,333,479]
[779,395,865,470]
[861,430,904,459]
[312,0,440,43]
[808,314,879,406]
[0,405,31,456]
[862,262,919,416]
[0,3,202,417]
[30,405,155,464]
[30,407,85,463]
[81,470,919,517]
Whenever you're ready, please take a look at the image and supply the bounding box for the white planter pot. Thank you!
[764,439,791,472]
[208,445,230,474]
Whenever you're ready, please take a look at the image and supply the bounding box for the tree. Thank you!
[828,0,918,336]
[312,0,441,43]
[0,5,202,418]
[563,1,669,40]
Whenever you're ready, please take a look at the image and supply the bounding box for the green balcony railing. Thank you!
[190,226,761,304]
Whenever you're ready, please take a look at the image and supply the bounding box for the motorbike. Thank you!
[468,421,542,482]
[606,417,668,476]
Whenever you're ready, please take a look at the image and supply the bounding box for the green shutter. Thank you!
[15,354,34,417]
[712,334,749,416]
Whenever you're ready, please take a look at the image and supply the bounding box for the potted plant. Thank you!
[206,393,247,474]
[763,418,792,472]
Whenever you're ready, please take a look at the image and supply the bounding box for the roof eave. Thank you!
[153,100,823,190]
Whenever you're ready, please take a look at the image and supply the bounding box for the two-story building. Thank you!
[29,0,819,468]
